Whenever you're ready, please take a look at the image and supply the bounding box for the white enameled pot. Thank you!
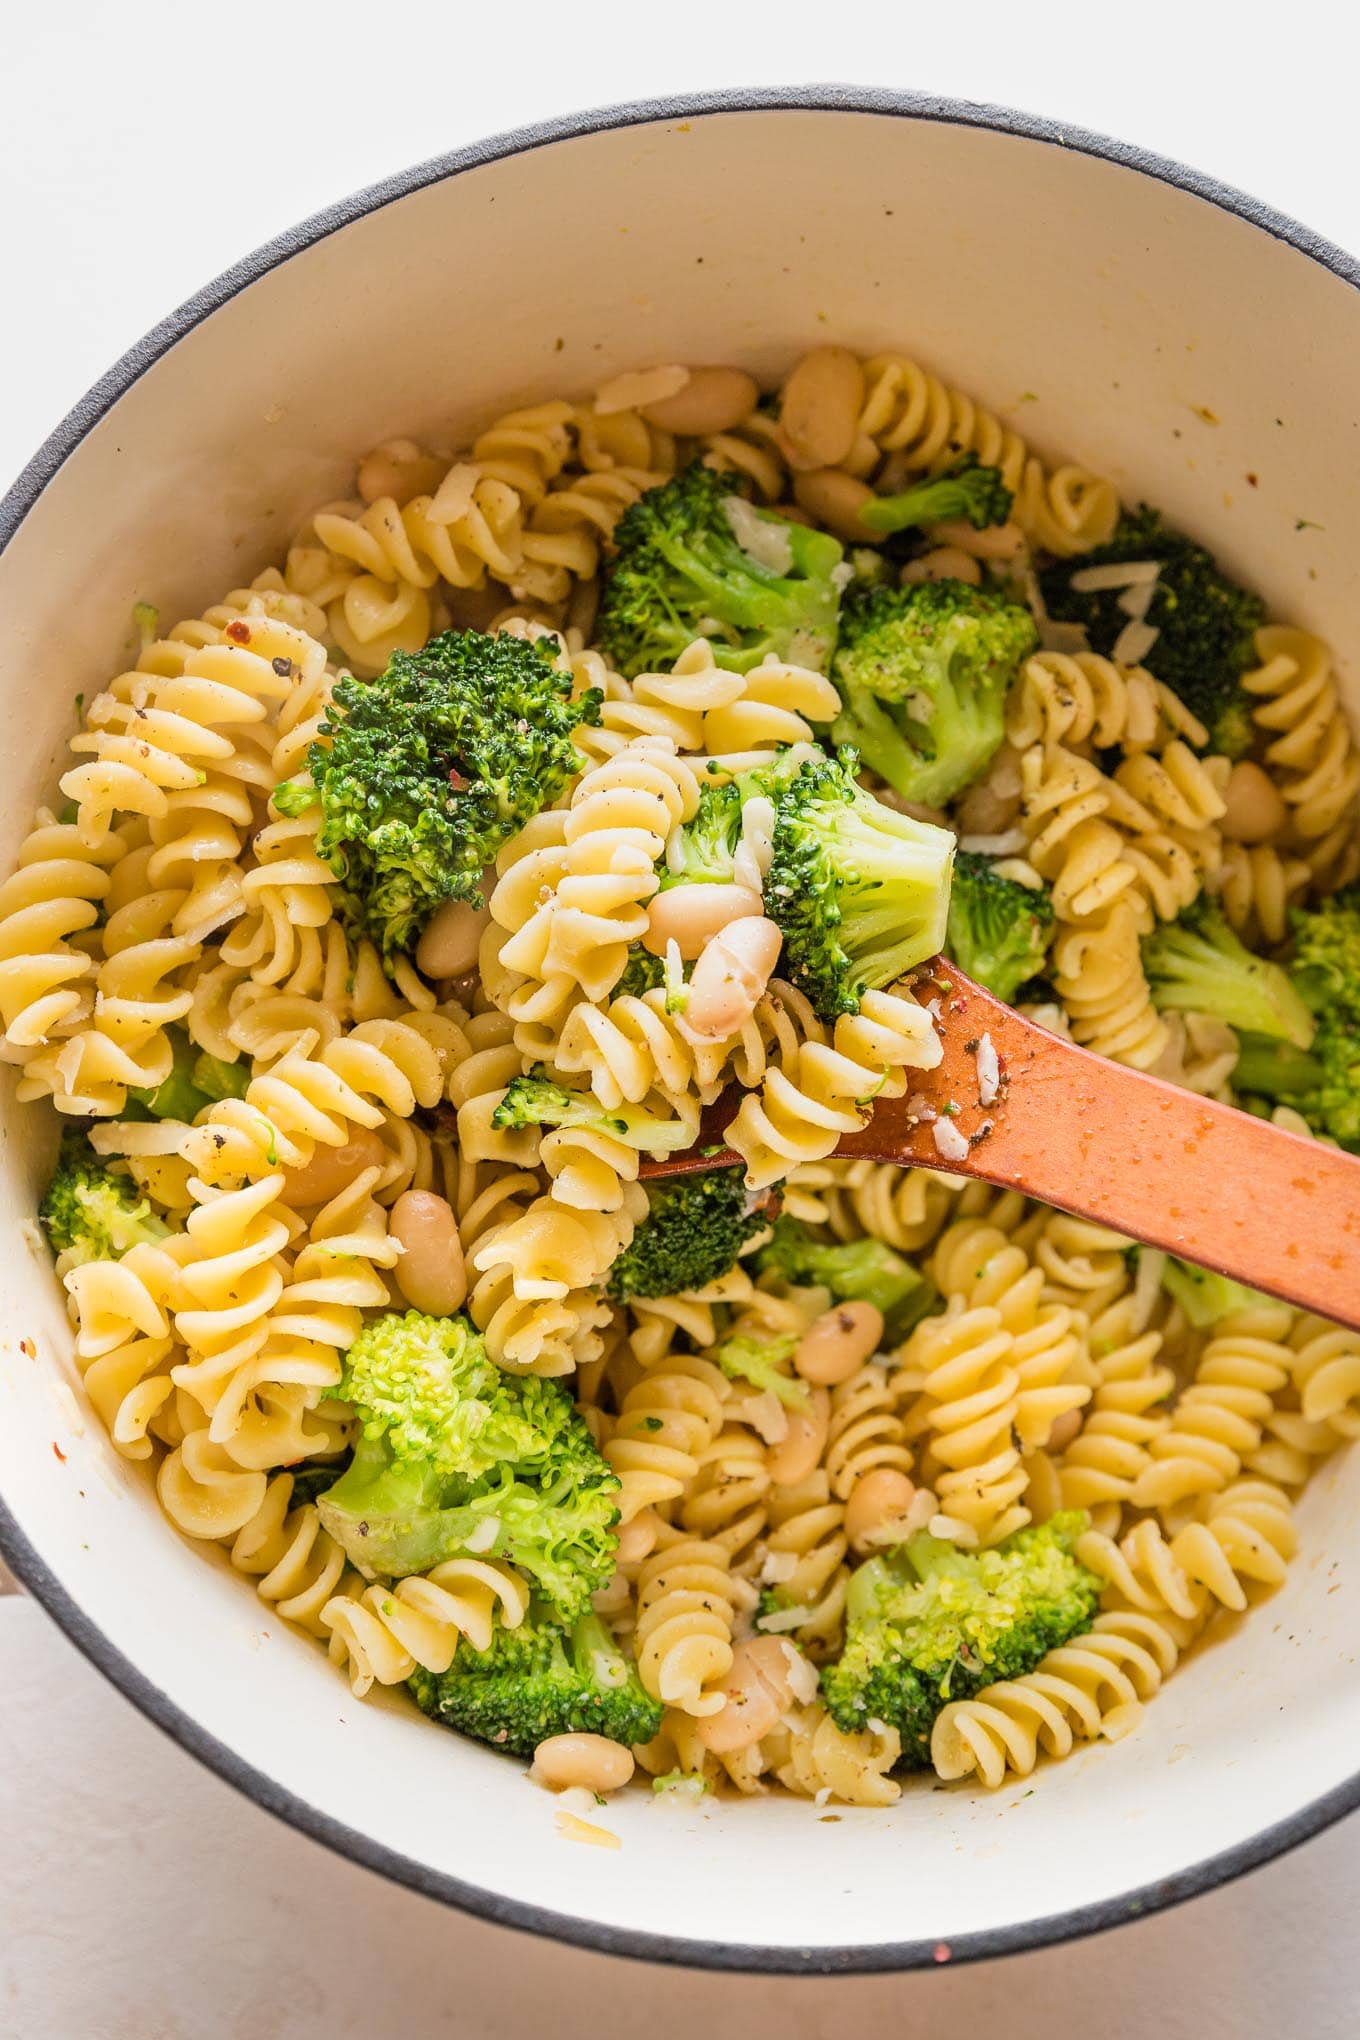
[1,88,1357,1974]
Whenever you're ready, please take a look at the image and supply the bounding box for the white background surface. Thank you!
[2,5,1358,2034]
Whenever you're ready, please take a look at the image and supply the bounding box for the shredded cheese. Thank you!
[723,495,794,574]
[1068,559,1162,593]
[975,1032,1000,1108]
[594,364,688,415]
[932,1118,971,1163]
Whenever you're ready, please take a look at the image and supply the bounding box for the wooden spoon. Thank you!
[643,960,1360,1328]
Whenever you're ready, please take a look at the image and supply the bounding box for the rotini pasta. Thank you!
[14,339,1359,1819]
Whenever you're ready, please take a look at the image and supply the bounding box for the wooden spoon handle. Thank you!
[649,964,1360,1326]
[842,970,1360,1325]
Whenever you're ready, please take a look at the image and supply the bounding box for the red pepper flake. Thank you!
[448,767,467,791]
[225,620,251,644]
[19,1337,36,1359]
[52,1442,67,1463]
[933,1942,953,1964]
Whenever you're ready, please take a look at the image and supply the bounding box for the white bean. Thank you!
[794,1301,885,1385]
[532,1733,636,1794]
[845,1469,918,1551]
[901,547,983,587]
[778,347,865,470]
[697,1637,796,1753]
[416,894,493,979]
[766,1387,831,1486]
[282,1127,389,1208]
[683,916,783,1039]
[1220,760,1287,845]
[357,440,448,508]
[644,882,763,960]
[792,467,877,541]
[928,517,1026,560]
[390,1191,467,1316]
[640,367,759,436]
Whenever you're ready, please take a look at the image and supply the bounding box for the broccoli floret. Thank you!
[596,461,845,678]
[1291,883,1360,1018]
[38,1127,171,1268]
[847,546,891,593]
[762,747,955,1022]
[1039,507,1266,759]
[1161,1256,1271,1327]
[409,1604,662,1759]
[820,1514,1100,1766]
[945,852,1055,1003]
[715,1328,808,1409]
[859,456,1014,537]
[285,628,602,957]
[1143,896,1315,1048]
[757,1216,938,1344]
[606,1167,773,1302]
[831,580,1038,808]
[126,1026,249,1122]
[656,779,743,889]
[316,1311,618,1616]
[1229,888,1360,1146]
[615,945,667,998]
[491,1068,692,1159]
[286,1458,354,1508]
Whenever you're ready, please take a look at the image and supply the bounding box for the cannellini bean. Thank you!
[390,1191,466,1316]
[901,547,983,587]
[845,1469,918,1551]
[357,440,448,507]
[792,467,878,541]
[416,893,493,978]
[683,916,783,1038]
[778,347,865,471]
[697,1637,797,1753]
[1220,760,1287,844]
[1045,1407,1085,1455]
[794,1301,885,1385]
[644,882,763,959]
[641,366,759,436]
[766,1387,830,1485]
[532,1733,636,1794]
[928,517,1026,561]
[282,1127,390,1207]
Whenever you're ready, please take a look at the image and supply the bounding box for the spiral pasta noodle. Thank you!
[856,350,1119,555]
[321,1558,532,1698]
[1132,1307,1296,1511]
[633,1535,738,1716]
[14,342,1360,1809]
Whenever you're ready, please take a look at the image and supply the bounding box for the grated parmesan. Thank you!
[756,1603,814,1634]
[555,1809,622,1849]
[760,1549,799,1586]
[1112,617,1160,667]
[932,1118,971,1163]
[975,1031,1000,1107]
[780,1640,820,1705]
[740,1389,790,1446]
[594,364,689,415]
[1068,559,1162,593]
[723,494,794,574]
[958,828,1028,856]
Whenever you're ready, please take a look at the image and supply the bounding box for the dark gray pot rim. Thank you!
[1,83,1355,1977]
